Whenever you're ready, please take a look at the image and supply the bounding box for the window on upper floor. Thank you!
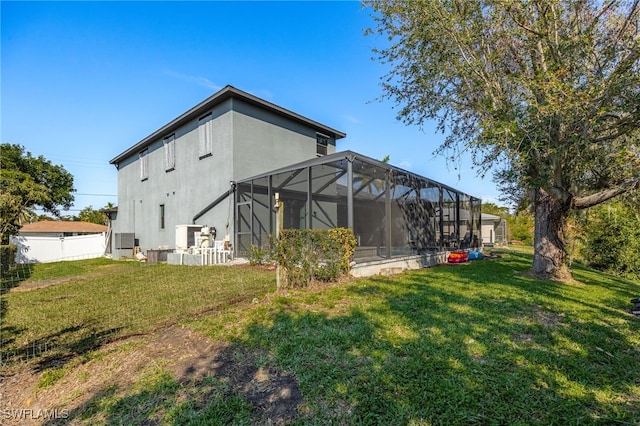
[316,134,329,156]
[164,134,176,172]
[198,113,213,159]
[139,149,149,181]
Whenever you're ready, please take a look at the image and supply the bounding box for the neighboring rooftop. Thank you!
[19,221,108,234]
[109,85,347,165]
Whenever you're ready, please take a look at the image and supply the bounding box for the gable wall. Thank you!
[231,98,337,182]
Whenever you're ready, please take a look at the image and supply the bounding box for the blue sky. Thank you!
[2,1,503,215]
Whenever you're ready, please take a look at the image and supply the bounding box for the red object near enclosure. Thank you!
[448,251,469,263]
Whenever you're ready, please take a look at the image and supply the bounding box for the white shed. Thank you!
[481,213,507,246]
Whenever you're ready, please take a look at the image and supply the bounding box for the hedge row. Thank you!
[272,228,357,288]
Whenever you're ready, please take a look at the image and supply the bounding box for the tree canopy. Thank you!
[71,204,112,225]
[366,0,640,280]
[1,143,75,243]
[480,202,510,217]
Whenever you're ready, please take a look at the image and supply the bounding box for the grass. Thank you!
[2,252,640,424]
[0,259,275,371]
[186,252,640,424]
[20,256,127,282]
[67,364,254,426]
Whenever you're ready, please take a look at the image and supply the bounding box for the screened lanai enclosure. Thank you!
[235,151,481,264]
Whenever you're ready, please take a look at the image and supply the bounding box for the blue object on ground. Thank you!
[468,251,484,260]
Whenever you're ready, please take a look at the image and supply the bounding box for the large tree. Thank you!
[0,143,75,243]
[366,0,640,280]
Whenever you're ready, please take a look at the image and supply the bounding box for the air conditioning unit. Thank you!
[175,225,203,252]
[114,233,135,249]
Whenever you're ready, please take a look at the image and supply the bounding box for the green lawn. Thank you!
[1,260,274,370]
[2,252,639,424]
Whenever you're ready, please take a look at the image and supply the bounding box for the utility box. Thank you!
[147,249,174,265]
[175,225,203,252]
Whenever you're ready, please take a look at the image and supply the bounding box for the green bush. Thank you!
[1,244,17,277]
[314,262,342,282]
[1,244,21,290]
[510,212,534,245]
[273,228,357,288]
[247,244,271,266]
[578,202,640,280]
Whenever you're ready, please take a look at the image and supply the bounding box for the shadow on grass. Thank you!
[44,342,302,425]
[218,254,640,424]
[0,263,34,292]
[1,323,126,373]
[21,253,640,424]
[45,376,254,426]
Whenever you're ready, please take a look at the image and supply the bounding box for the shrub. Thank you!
[1,244,20,290]
[578,202,640,280]
[1,244,17,277]
[247,244,271,266]
[273,228,357,288]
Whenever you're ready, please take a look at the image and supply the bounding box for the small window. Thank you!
[160,204,165,229]
[164,134,175,172]
[139,149,149,181]
[198,113,213,159]
[316,134,329,156]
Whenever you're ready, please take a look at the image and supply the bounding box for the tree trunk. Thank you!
[532,188,572,281]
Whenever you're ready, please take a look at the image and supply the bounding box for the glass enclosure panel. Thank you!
[352,159,387,258]
[470,197,481,248]
[272,168,309,230]
[419,183,441,251]
[236,234,253,255]
[459,194,472,249]
[237,182,252,204]
[310,160,348,229]
[252,177,271,248]
[236,183,251,234]
[236,201,252,255]
[237,203,251,233]
[390,171,417,256]
[442,188,458,249]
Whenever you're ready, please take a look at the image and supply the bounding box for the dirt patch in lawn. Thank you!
[0,325,302,425]
[7,276,86,292]
[7,264,138,293]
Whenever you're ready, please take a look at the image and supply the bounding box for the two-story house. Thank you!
[109,85,345,259]
[110,85,482,272]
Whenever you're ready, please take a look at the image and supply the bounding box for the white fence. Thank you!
[10,233,107,264]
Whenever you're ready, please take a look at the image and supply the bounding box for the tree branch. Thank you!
[573,178,640,209]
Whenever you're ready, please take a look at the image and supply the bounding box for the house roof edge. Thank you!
[109,85,347,165]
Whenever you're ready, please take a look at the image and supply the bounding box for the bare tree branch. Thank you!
[573,178,640,209]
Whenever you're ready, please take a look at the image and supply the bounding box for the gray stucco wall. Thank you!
[231,99,336,181]
[111,97,338,258]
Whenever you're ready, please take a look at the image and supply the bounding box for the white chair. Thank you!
[214,240,231,264]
